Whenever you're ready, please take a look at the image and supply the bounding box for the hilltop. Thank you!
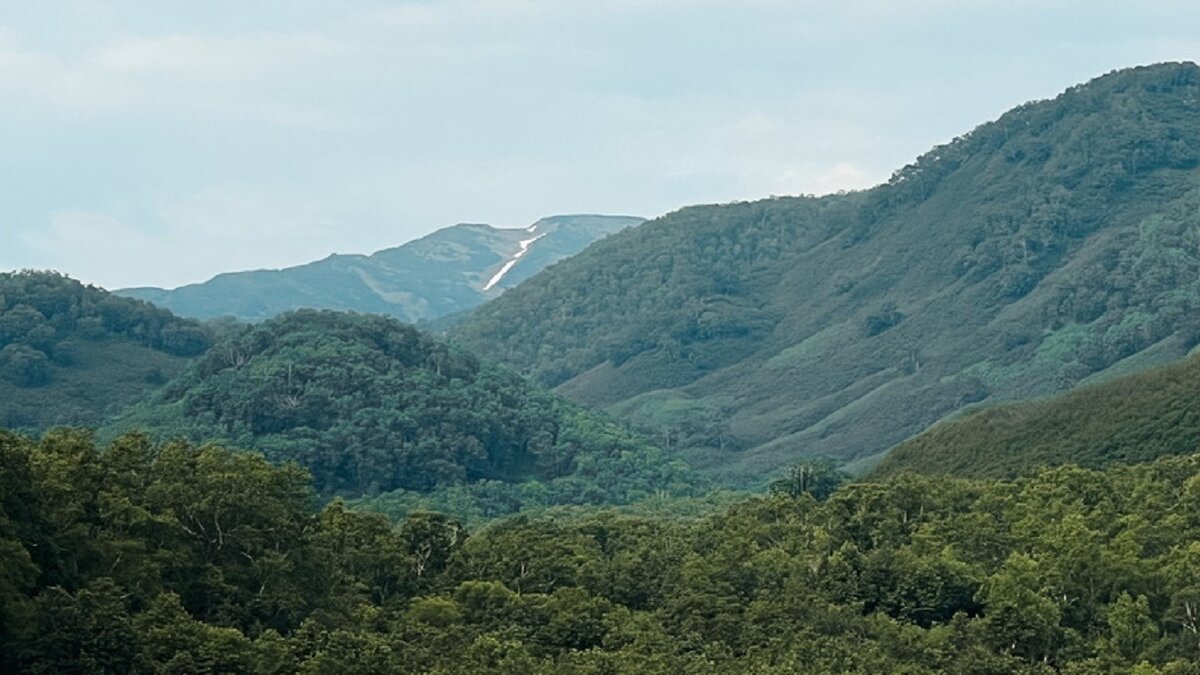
[107,309,704,516]
[0,271,212,432]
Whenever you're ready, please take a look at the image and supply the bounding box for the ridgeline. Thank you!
[452,63,1200,482]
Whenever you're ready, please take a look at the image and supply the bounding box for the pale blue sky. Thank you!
[2,1,1198,288]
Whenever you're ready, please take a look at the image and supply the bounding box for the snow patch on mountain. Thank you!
[482,233,547,291]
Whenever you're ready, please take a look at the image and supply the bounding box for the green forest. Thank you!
[4,431,1200,673]
[877,353,1200,479]
[105,309,708,520]
[0,272,214,432]
[7,63,1200,674]
[0,272,710,521]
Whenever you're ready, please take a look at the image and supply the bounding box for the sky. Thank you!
[2,1,1199,289]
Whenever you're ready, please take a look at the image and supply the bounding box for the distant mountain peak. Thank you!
[117,214,644,323]
[483,231,547,292]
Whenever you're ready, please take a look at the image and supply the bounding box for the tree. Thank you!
[979,553,1063,663]
[1102,593,1159,665]
[769,458,846,501]
[0,344,51,387]
[17,580,138,674]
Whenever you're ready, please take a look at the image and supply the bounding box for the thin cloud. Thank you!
[22,186,363,289]
[91,32,343,81]
[3,2,1198,287]
[0,29,355,126]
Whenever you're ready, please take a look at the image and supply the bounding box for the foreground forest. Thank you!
[4,430,1200,673]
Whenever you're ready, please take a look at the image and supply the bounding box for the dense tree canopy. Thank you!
[109,310,706,515]
[0,271,212,361]
[0,272,214,431]
[5,430,1200,673]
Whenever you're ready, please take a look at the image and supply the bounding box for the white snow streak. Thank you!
[482,232,546,291]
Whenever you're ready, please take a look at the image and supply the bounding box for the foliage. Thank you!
[7,430,1200,672]
[768,458,847,499]
[451,63,1200,483]
[0,343,51,387]
[353,482,746,529]
[876,353,1200,478]
[109,310,708,511]
[0,271,213,431]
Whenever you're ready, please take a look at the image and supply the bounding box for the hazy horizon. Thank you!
[3,1,1199,289]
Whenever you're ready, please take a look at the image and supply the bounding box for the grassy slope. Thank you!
[873,351,1200,478]
[452,63,1200,484]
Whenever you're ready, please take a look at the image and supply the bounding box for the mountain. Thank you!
[451,63,1200,482]
[873,351,1200,478]
[106,309,703,514]
[0,271,213,432]
[118,214,643,323]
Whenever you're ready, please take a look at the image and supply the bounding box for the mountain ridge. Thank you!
[118,214,643,323]
[451,62,1200,482]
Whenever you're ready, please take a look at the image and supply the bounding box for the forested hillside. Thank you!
[5,430,1200,673]
[0,272,213,432]
[875,352,1200,478]
[109,310,704,517]
[452,62,1200,481]
[119,215,642,323]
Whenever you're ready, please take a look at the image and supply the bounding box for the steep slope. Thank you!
[0,271,212,432]
[873,351,1200,478]
[119,214,642,323]
[107,310,702,508]
[452,63,1200,482]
